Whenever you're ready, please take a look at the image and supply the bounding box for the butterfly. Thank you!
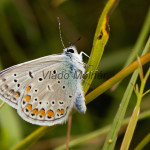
[0,46,88,126]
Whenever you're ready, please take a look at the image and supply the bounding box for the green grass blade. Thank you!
[112,7,150,90]
[86,51,150,104]
[121,68,150,150]
[102,37,150,150]
[54,109,150,150]
[11,126,56,150]
[120,107,140,150]
[134,132,150,150]
[0,101,5,108]
[83,0,119,94]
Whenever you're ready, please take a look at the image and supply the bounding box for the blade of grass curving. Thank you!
[11,48,150,150]
[68,0,118,147]
[86,52,150,104]
[54,109,150,150]
[134,132,150,150]
[120,68,150,150]
[66,0,118,148]
[83,0,119,94]
[11,126,56,150]
[112,7,150,90]
[0,101,5,108]
[102,37,150,150]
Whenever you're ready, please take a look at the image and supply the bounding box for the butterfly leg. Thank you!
[74,89,86,114]
[80,51,89,58]
[83,70,98,76]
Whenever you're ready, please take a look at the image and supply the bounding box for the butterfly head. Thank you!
[63,46,83,62]
[63,46,78,55]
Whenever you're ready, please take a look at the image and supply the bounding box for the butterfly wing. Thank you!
[0,54,67,109]
[17,62,77,126]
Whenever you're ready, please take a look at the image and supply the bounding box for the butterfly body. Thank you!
[0,46,87,126]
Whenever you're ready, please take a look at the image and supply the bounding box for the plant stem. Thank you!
[102,37,150,150]
[54,109,150,150]
[66,116,72,150]
[86,51,150,104]
[0,101,5,109]
[83,0,119,93]
[120,68,150,150]
[134,132,150,150]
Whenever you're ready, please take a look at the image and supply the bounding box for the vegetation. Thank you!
[0,0,150,150]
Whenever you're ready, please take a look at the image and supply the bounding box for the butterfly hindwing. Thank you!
[17,62,77,126]
[0,54,67,109]
[0,46,87,126]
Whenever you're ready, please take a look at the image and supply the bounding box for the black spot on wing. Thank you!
[29,71,33,78]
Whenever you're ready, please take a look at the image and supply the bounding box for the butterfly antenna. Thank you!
[71,36,82,46]
[57,17,65,49]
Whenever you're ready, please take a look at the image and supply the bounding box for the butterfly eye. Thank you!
[67,49,74,53]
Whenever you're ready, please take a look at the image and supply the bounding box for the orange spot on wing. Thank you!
[15,92,20,97]
[47,110,54,118]
[24,95,31,102]
[57,109,61,114]
[26,86,31,92]
[66,107,69,111]
[32,109,38,115]
[26,104,32,110]
[39,109,45,116]
[61,109,64,115]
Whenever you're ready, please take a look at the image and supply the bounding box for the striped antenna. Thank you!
[57,17,65,49]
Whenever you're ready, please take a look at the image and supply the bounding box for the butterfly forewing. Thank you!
[0,54,67,109]
[17,63,77,126]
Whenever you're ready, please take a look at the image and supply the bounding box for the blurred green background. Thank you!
[0,0,150,150]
